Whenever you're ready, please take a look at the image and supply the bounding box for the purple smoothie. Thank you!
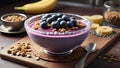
[25,13,91,54]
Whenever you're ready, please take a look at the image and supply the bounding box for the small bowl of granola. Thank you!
[104,1,120,27]
[1,13,27,31]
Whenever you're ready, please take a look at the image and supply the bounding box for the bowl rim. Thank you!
[24,13,91,38]
[1,13,27,23]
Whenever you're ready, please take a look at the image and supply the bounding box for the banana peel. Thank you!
[15,0,58,14]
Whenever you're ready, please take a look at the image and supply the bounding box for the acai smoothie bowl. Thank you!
[24,13,91,55]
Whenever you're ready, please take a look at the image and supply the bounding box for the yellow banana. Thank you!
[90,15,103,25]
[15,0,57,14]
[83,15,103,25]
[91,23,100,31]
[95,26,113,35]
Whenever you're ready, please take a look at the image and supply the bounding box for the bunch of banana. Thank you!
[83,15,103,25]
[91,23,100,31]
[95,26,113,35]
[15,0,57,14]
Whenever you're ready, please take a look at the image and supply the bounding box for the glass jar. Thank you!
[104,1,120,27]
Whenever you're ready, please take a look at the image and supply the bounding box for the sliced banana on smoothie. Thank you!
[91,15,103,25]
[95,26,113,35]
[91,23,100,31]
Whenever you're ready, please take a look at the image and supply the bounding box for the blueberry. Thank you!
[42,14,51,19]
[71,19,77,26]
[67,21,73,28]
[47,17,54,24]
[57,18,64,22]
[70,17,76,20]
[40,21,48,29]
[51,14,58,20]
[60,21,67,28]
[62,15,70,21]
[56,13,63,17]
[51,21,60,29]
[40,18,47,22]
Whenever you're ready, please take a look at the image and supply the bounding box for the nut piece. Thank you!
[72,27,78,30]
[27,54,32,58]
[21,52,26,57]
[7,50,12,54]
[36,57,40,61]
[32,22,40,30]
[12,51,17,55]
[16,52,21,56]
[1,46,4,49]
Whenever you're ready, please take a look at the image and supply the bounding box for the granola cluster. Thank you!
[7,42,32,58]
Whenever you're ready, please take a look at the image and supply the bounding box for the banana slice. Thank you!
[83,15,92,21]
[95,26,113,35]
[91,23,100,31]
[91,15,103,25]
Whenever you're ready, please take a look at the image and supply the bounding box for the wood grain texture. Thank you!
[0,29,120,68]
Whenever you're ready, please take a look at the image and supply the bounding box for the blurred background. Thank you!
[59,0,112,8]
[1,0,117,9]
[0,0,112,8]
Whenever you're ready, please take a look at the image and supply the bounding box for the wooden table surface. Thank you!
[0,0,120,68]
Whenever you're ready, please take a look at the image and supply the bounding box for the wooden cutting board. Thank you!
[0,28,120,68]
